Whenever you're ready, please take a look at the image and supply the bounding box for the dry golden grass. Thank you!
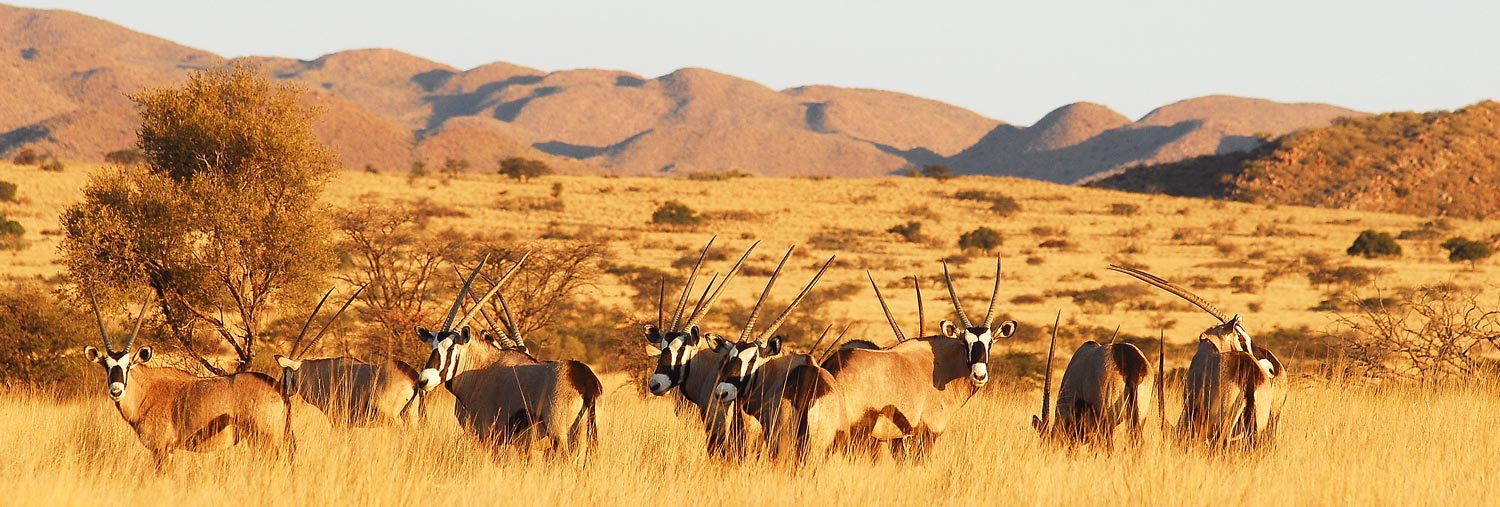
[4,376,1495,505]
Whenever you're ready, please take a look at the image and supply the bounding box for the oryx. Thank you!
[274,286,423,427]
[810,258,1018,461]
[417,256,602,460]
[709,247,837,461]
[1031,313,1154,449]
[1107,265,1286,449]
[640,237,760,455]
[82,286,294,471]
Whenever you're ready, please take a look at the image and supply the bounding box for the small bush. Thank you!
[1346,230,1402,258]
[498,157,552,181]
[887,221,926,243]
[10,148,41,165]
[0,216,24,250]
[921,164,955,181]
[0,181,16,202]
[958,227,1002,252]
[440,158,471,175]
[1010,294,1046,305]
[408,160,429,178]
[364,163,380,174]
[1038,238,1070,249]
[103,149,145,165]
[1108,203,1141,216]
[686,169,752,181]
[990,195,1021,217]
[39,157,63,172]
[0,282,93,387]
[1441,237,1494,267]
[1308,265,1381,289]
[651,200,702,226]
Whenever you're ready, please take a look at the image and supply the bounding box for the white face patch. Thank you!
[418,369,441,391]
[714,382,738,401]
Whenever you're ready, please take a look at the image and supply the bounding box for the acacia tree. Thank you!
[61,64,337,375]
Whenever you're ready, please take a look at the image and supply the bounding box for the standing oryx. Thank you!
[804,259,1018,460]
[640,237,760,455]
[274,286,424,427]
[417,257,602,460]
[1031,313,1154,449]
[1108,265,1286,449]
[82,285,294,471]
[709,247,837,461]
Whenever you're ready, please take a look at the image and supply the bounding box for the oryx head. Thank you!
[81,284,154,401]
[1107,265,1254,352]
[644,237,758,396]
[276,285,365,394]
[415,254,498,392]
[711,246,835,402]
[940,258,1018,388]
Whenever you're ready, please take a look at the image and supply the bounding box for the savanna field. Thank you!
[2,163,1499,505]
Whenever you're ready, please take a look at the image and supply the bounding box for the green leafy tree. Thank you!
[1346,230,1403,258]
[60,64,337,375]
[499,157,552,181]
[1441,237,1494,268]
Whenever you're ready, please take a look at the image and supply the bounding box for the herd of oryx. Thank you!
[81,236,1286,471]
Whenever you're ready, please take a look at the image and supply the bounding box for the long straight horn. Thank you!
[298,286,365,359]
[85,283,115,353]
[757,255,835,341]
[982,258,1003,328]
[496,291,524,347]
[807,323,834,356]
[913,275,924,338]
[818,324,854,363]
[942,261,973,329]
[1158,329,1166,437]
[289,288,335,357]
[684,241,759,330]
[740,246,794,342]
[1107,265,1228,323]
[657,278,665,329]
[124,291,156,352]
[443,254,490,332]
[672,236,716,331]
[686,273,720,328]
[456,251,530,329]
[1038,310,1059,432]
[868,271,906,342]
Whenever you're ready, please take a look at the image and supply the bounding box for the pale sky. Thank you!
[11,0,1498,125]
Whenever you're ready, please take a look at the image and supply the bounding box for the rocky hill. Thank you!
[0,3,1360,181]
[1088,100,1500,219]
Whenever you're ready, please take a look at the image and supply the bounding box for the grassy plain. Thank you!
[1,163,1497,505]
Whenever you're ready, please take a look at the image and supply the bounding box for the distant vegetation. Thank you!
[1441,237,1493,267]
[651,200,701,226]
[1347,230,1402,258]
[499,157,552,181]
[0,181,16,202]
[958,226,1002,252]
[1089,101,1500,219]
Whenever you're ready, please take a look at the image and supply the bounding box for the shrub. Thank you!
[686,169,751,181]
[11,148,40,165]
[990,195,1021,217]
[39,157,63,172]
[958,227,1002,252]
[1441,237,1493,267]
[1308,265,1380,289]
[1346,230,1402,258]
[1108,202,1141,216]
[921,164,955,181]
[651,200,702,226]
[440,157,471,175]
[499,157,552,181]
[0,282,92,387]
[887,221,926,243]
[409,160,429,178]
[103,149,145,165]
[0,215,24,250]
[1337,284,1500,384]
[0,181,16,202]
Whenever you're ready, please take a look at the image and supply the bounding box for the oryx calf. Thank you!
[82,288,293,470]
[1108,265,1286,449]
[1032,316,1154,449]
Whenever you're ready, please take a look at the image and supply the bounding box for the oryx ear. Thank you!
[993,320,1018,338]
[455,326,472,345]
[135,347,152,364]
[643,343,662,357]
[275,354,301,371]
[686,325,703,345]
[84,346,103,364]
[763,336,783,357]
[643,324,663,343]
[417,326,437,344]
[711,335,733,353]
[940,320,961,339]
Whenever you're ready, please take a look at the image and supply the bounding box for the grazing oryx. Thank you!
[417,257,602,459]
[82,286,293,471]
[640,237,760,455]
[709,247,837,461]
[1107,265,1287,449]
[805,259,1017,460]
[274,286,424,427]
[1031,313,1154,449]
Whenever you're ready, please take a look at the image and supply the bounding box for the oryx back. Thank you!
[1181,339,1284,447]
[289,357,419,427]
[1051,341,1152,445]
[119,366,290,454]
[823,337,972,440]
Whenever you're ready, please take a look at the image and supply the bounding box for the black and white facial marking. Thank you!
[941,319,1017,387]
[274,355,303,393]
[713,337,782,402]
[1201,315,1253,353]
[84,346,152,401]
[417,326,472,392]
[644,325,708,396]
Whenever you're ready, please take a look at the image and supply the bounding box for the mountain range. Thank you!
[0,3,1364,182]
